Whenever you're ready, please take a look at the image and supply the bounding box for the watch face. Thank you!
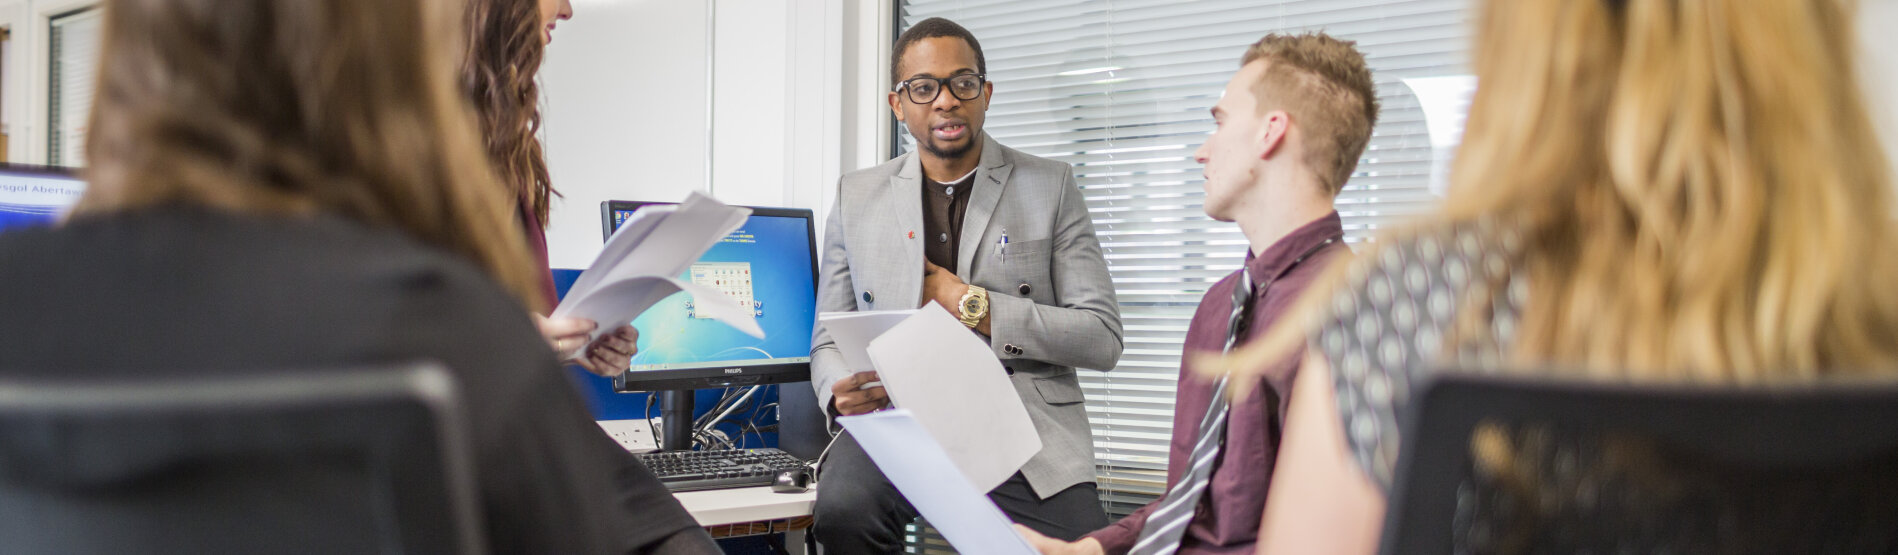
[963,298,982,313]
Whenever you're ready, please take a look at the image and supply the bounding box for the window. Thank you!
[895,0,1473,516]
[2,28,12,161]
[49,8,100,168]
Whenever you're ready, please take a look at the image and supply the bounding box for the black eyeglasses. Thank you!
[894,74,987,104]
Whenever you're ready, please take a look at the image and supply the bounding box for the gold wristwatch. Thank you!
[956,285,990,328]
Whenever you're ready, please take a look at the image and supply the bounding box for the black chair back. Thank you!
[1381,372,1898,554]
[0,362,485,555]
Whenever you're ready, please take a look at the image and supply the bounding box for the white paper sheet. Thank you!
[837,409,1037,555]
[864,308,1041,493]
[557,276,764,339]
[816,310,918,372]
[550,192,761,341]
[567,204,673,301]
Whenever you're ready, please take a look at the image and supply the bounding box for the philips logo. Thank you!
[724,368,744,374]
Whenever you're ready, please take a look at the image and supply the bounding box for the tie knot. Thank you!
[1232,267,1254,306]
[1223,267,1255,352]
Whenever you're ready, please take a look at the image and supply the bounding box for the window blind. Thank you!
[897,0,1472,518]
[49,8,102,168]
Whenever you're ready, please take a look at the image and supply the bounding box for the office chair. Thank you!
[0,362,486,555]
[777,381,830,460]
[1381,371,1898,554]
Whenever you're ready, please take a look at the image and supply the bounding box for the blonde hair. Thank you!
[1217,0,1898,382]
[76,0,546,312]
[1241,33,1380,196]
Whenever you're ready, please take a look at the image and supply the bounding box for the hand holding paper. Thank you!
[830,370,889,416]
[552,192,763,341]
[864,308,1041,493]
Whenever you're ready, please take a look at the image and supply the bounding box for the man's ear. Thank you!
[1258,110,1291,161]
[888,91,906,122]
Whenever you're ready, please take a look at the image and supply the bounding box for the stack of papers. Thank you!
[816,310,917,372]
[552,192,764,341]
[825,308,1041,493]
[838,409,1037,555]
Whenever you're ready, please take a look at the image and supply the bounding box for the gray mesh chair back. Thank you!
[0,362,485,555]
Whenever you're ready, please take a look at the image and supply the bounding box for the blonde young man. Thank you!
[1020,33,1378,555]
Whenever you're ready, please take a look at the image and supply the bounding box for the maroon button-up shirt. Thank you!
[1086,212,1348,555]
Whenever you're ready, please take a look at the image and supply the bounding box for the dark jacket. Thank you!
[0,207,709,554]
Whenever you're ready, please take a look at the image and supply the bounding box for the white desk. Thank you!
[675,483,816,526]
[675,483,818,553]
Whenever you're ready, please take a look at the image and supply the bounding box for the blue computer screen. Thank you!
[0,168,85,233]
[614,209,816,372]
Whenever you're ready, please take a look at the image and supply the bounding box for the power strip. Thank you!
[595,419,659,453]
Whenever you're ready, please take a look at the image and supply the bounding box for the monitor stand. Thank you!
[658,390,696,451]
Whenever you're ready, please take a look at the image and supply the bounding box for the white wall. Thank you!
[0,0,100,164]
[841,0,893,206]
[542,0,864,270]
[707,1,788,208]
[539,0,711,269]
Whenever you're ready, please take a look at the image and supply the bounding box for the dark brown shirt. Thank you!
[1086,212,1348,555]
[921,170,978,273]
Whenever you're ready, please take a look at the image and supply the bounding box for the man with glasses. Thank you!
[807,16,1123,554]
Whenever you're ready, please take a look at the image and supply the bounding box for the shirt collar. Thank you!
[928,168,979,186]
[1243,210,1345,289]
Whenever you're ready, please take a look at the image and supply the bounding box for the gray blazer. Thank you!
[811,134,1124,499]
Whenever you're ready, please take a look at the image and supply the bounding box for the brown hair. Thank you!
[1241,33,1380,196]
[75,0,545,311]
[464,0,556,227]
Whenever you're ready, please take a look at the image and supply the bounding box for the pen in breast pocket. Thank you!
[998,228,1009,264]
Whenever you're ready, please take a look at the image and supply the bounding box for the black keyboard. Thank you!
[635,448,809,492]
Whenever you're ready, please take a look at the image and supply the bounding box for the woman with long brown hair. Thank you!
[464,0,641,377]
[1207,0,1898,552]
[0,0,712,551]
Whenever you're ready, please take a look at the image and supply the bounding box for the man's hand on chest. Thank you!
[923,259,992,336]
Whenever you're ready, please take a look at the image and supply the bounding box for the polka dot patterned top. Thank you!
[1314,220,1528,492]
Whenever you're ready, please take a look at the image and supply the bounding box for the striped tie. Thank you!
[1129,268,1255,555]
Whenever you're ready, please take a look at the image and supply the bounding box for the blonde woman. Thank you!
[1206,0,1898,552]
[0,0,713,552]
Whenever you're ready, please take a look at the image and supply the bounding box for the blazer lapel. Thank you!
[957,134,1013,280]
[890,152,927,308]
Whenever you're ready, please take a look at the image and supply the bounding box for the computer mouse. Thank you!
[772,467,812,493]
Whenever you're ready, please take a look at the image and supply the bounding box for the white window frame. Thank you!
[0,0,98,166]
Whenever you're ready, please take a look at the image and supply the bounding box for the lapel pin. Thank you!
[908,231,915,239]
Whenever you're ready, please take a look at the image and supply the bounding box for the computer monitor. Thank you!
[601,200,818,450]
[0,164,85,234]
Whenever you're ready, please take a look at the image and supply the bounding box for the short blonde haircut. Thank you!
[1242,33,1380,196]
